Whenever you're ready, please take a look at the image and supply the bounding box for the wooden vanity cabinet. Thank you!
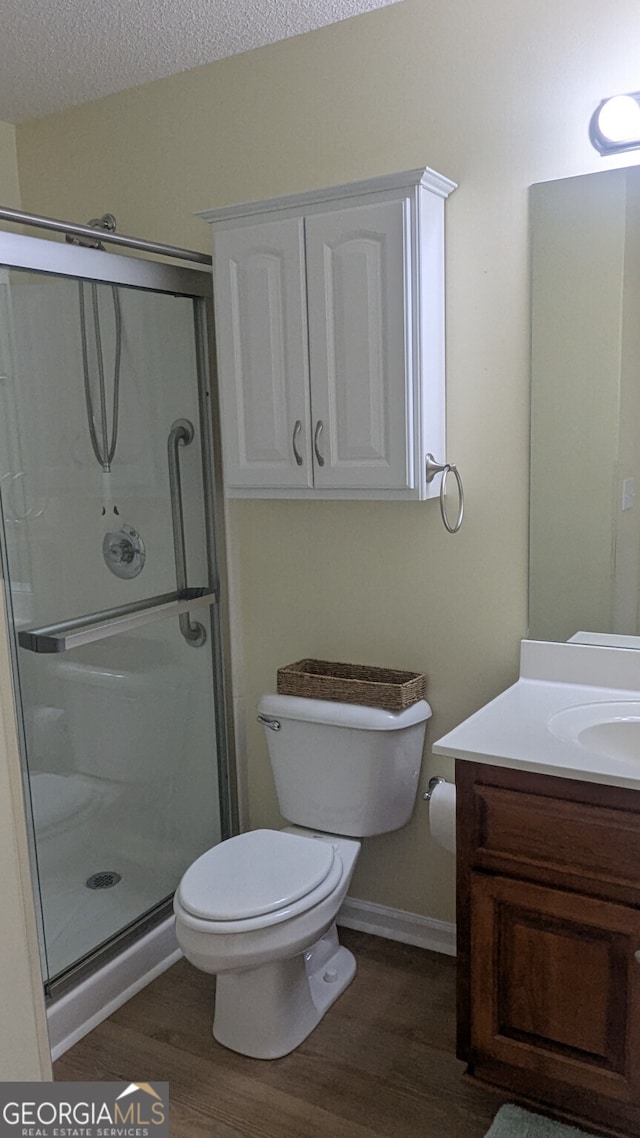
[456,760,640,1137]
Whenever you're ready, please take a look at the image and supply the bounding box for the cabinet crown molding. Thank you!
[198,167,457,225]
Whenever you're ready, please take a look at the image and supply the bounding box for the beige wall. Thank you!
[0,121,51,1080]
[0,119,21,207]
[12,0,640,932]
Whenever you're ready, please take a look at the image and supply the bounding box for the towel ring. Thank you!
[0,471,47,523]
[425,454,464,534]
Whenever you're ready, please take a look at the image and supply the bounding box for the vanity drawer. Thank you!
[472,782,640,899]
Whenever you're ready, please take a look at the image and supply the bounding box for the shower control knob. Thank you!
[103,524,146,579]
[109,539,135,563]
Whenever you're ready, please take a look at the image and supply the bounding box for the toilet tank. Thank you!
[258,693,431,837]
[54,636,183,784]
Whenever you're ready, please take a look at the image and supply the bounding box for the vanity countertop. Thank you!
[432,639,640,790]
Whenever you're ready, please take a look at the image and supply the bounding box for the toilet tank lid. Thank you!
[176,829,337,921]
[258,694,432,730]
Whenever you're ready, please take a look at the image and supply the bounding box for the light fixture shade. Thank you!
[590,91,640,154]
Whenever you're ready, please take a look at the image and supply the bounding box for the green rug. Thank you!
[485,1104,600,1138]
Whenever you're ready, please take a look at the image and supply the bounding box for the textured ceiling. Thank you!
[1,0,402,124]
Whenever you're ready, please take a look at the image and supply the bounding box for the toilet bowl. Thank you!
[175,826,360,1058]
[30,771,102,837]
[29,770,120,873]
[174,692,431,1059]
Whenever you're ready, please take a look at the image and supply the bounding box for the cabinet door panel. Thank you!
[305,200,412,490]
[213,218,312,488]
[471,872,640,1105]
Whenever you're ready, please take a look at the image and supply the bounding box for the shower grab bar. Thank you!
[17,587,217,654]
[168,418,208,647]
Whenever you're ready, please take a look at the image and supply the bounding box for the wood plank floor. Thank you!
[54,929,506,1137]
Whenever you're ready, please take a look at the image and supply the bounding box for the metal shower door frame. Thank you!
[0,228,238,996]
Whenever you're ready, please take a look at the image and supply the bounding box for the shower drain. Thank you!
[86,871,122,890]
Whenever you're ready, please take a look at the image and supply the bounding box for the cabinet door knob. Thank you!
[314,420,325,467]
[292,420,304,466]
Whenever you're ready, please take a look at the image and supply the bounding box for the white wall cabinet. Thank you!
[201,168,456,499]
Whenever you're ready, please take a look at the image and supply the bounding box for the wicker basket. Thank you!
[276,658,427,712]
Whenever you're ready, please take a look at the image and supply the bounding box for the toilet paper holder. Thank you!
[423,775,448,801]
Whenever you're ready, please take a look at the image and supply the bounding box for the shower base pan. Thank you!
[46,914,180,1059]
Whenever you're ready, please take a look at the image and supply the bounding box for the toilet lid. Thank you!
[177,829,336,921]
[29,772,95,833]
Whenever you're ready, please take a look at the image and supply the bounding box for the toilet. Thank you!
[28,770,121,875]
[174,692,431,1059]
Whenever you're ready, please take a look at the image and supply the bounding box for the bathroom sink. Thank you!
[548,701,640,763]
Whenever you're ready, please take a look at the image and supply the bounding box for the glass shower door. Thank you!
[0,255,229,987]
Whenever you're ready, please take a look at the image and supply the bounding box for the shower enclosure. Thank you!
[0,219,234,998]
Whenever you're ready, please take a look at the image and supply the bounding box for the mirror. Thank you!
[529,165,640,647]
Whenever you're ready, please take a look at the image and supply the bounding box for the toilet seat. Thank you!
[175,829,344,934]
[30,772,98,835]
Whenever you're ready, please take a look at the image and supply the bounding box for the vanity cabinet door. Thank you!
[304,199,412,491]
[212,216,313,490]
[470,871,640,1117]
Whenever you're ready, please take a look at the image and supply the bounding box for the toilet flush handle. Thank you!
[257,714,281,731]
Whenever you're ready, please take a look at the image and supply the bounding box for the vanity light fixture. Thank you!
[590,91,640,154]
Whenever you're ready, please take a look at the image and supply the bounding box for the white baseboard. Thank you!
[47,916,182,1061]
[48,900,454,1061]
[338,895,457,956]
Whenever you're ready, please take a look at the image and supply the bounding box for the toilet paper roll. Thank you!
[429,778,456,854]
